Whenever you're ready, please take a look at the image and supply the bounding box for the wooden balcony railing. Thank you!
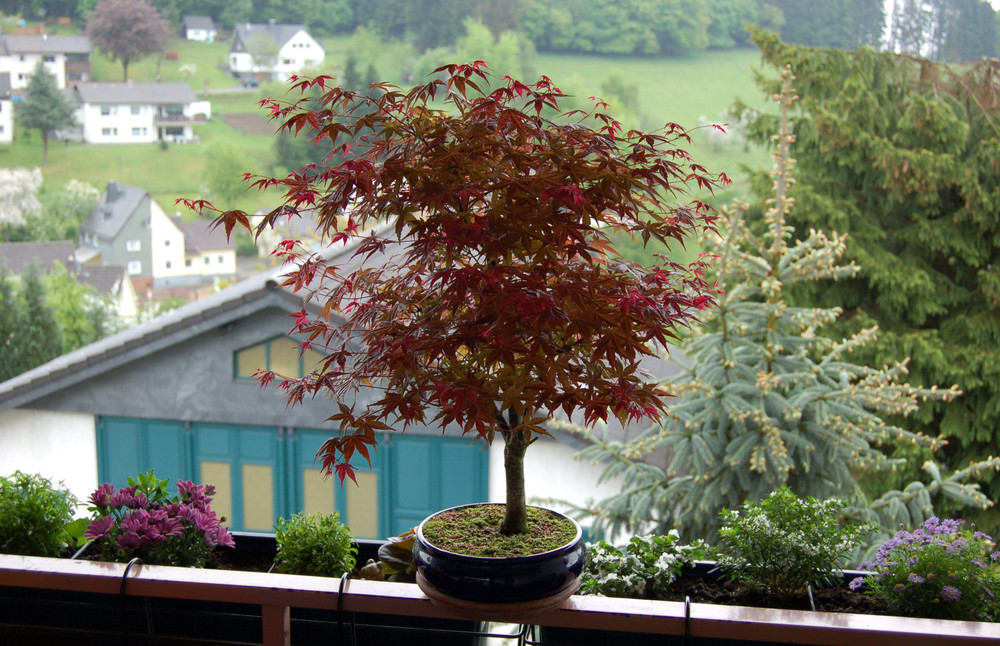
[2,554,999,646]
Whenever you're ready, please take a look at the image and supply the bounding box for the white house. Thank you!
[0,72,12,145]
[69,81,211,144]
[183,15,217,43]
[78,181,236,293]
[0,33,91,90]
[229,22,324,82]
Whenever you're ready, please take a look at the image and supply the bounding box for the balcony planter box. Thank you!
[0,533,480,646]
[2,551,999,645]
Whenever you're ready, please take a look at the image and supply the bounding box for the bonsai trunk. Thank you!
[499,409,530,536]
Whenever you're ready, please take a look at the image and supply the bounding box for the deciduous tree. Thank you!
[198,62,726,536]
[15,64,75,167]
[86,0,170,81]
[0,168,42,241]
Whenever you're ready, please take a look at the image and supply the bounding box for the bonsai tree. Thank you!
[203,62,726,536]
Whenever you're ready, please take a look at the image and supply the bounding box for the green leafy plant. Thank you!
[717,486,873,596]
[274,511,356,577]
[84,471,234,567]
[0,471,78,557]
[580,531,710,599]
[851,517,1000,621]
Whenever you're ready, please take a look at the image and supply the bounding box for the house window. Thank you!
[132,127,147,136]
[282,58,293,65]
[100,106,116,116]
[166,261,172,269]
[218,254,224,263]
[234,337,325,381]
[185,259,192,267]
[17,73,26,82]
[101,127,118,136]
[165,240,170,246]
[204,256,210,264]
[131,106,142,115]
[127,261,142,275]
[42,55,55,63]
[125,239,141,252]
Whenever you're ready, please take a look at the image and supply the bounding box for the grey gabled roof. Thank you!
[78,181,148,241]
[0,34,91,55]
[73,81,198,105]
[179,220,236,254]
[0,241,76,275]
[231,22,309,52]
[0,261,311,413]
[183,15,215,31]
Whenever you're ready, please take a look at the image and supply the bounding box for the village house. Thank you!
[0,33,91,90]
[182,15,218,43]
[0,72,11,145]
[66,81,210,145]
[77,181,236,294]
[228,22,324,83]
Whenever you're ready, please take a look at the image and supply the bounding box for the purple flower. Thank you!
[849,577,865,591]
[117,531,141,551]
[893,583,906,593]
[907,573,925,584]
[941,585,962,602]
[83,515,116,541]
[88,483,115,509]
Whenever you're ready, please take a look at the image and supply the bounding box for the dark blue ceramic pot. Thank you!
[412,503,586,605]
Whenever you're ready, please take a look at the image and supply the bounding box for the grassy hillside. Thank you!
[4,35,773,255]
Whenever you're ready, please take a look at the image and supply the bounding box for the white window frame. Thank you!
[125,239,141,252]
[127,260,142,275]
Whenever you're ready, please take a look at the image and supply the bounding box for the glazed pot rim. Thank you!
[416,502,583,562]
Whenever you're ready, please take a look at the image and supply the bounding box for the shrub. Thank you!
[717,487,873,596]
[580,531,710,599]
[851,517,1000,621]
[0,471,78,557]
[84,471,234,567]
[274,511,356,577]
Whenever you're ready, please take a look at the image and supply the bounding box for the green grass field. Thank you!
[4,33,775,239]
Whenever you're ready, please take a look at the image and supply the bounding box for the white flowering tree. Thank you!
[0,167,42,241]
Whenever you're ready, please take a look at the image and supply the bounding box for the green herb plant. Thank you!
[580,531,710,599]
[274,511,357,577]
[851,517,1000,621]
[717,486,874,596]
[0,471,78,557]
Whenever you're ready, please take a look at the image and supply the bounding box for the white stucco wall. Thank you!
[149,201,187,280]
[0,408,98,506]
[0,53,66,89]
[0,99,12,144]
[487,437,624,535]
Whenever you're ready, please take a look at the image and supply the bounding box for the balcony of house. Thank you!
[154,108,207,126]
[65,56,91,82]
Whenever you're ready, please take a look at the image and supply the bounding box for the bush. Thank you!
[274,511,356,577]
[851,517,1000,621]
[580,531,710,599]
[717,487,873,596]
[0,471,78,557]
[84,471,234,567]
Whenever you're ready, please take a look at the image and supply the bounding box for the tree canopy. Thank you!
[735,27,1000,534]
[86,0,170,81]
[199,62,726,535]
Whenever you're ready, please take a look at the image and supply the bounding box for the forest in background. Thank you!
[5,0,999,61]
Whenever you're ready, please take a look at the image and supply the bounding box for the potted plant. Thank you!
[202,61,726,616]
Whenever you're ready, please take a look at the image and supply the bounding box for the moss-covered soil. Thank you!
[420,505,577,558]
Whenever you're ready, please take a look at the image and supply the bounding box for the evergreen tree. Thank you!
[15,63,76,167]
[576,69,999,549]
[736,28,1000,534]
[0,270,26,382]
[19,267,65,372]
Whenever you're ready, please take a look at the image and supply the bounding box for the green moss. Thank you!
[421,505,576,558]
